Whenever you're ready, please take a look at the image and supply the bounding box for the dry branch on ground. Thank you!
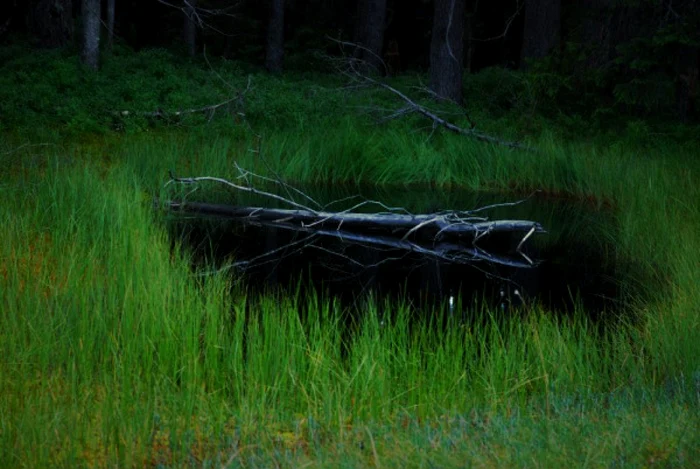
[327,37,533,151]
[115,75,252,124]
[163,166,545,272]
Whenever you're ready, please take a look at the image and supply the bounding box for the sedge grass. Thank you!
[1,73,699,467]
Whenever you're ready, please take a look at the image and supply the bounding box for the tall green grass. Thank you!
[1,136,698,466]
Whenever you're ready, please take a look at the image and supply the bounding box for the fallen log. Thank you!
[162,168,545,272]
[249,218,538,269]
[162,199,544,269]
[164,199,544,239]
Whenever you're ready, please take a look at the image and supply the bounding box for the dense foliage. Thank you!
[2,45,698,144]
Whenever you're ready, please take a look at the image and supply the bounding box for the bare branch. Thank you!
[166,174,318,213]
[328,36,389,76]
[232,162,323,211]
[326,37,533,151]
[471,0,524,43]
[361,74,532,150]
[375,106,415,124]
[414,79,477,128]
[162,167,546,273]
[156,0,240,37]
[114,75,251,124]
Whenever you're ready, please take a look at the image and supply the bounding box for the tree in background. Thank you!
[520,0,560,67]
[353,0,387,73]
[430,0,465,103]
[81,0,100,70]
[266,0,285,72]
[463,0,478,74]
[29,0,73,48]
[183,0,198,57]
[106,0,116,52]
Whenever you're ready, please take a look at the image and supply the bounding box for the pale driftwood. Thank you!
[164,200,544,238]
[163,167,544,272]
[164,200,540,269]
[253,219,537,269]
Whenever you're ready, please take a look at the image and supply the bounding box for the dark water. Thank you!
[168,185,646,320]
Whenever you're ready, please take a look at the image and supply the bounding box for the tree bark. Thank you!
[429,0,465,103]
[464,0,477,74]
[80,0,100,70]
[105,0,115,52]
[183,0,198,57]
[164,200,544,269]
[520,0,560,67]
[353,0,387,73]
[29,0,74,48]
[265,0,285,73]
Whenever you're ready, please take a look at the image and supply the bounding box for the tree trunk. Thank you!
[164,199,544,269]
[29,0,74,48]
[352,0,367,49]
[429,0,465,103]
[80,0,100,70]
[183,0,198,57]
[520,0,560,67]
[105,0,115,52]
[464,0,477,74]
[265,0,285,73]
[353,0,387,73]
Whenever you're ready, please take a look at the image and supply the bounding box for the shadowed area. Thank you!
[168,184,653,322]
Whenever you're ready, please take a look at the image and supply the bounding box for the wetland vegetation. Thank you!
[1,44,699,467]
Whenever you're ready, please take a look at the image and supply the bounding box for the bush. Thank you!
[0,47,249,134]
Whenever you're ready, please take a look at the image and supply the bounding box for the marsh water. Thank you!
[169,185,638,319]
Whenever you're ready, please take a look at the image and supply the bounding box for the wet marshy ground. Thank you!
[167,185,650,322]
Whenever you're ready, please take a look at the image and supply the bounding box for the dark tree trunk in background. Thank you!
[430,0,465,103]
[265,0,285,73]
[106,0,115,52]
[353,0,387,73]
[352,0,367,46]
[81,0,100,70]
[464,0,477,74]
[183,0,198,57]
[29,0,74,48]
[520,0,560,67]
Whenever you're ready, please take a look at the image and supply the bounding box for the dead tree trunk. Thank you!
[162,168,545,270]
[164,200,543,269]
